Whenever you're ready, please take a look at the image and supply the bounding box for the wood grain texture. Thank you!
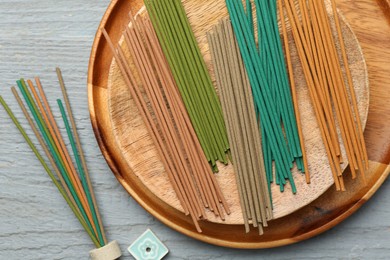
[106,0,369,223]
[89,0,390,249]
[0,0,389,259]
[377,0,390,24]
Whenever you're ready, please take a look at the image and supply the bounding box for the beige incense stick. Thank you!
[26,79,98,225]
[216,23,261,225]
[11,87,81,217]
[222,20,267,229]
[208,30,251,232]
[208,18,272,234]
[55,70,108,243]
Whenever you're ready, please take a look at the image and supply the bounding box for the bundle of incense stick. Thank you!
[225,0,307,193]
[0,70,107,248]
[255,0,309,186]
[102,11,230,233]
[280,0,368,189]
[144,0,230,171]
[208,18,273,234]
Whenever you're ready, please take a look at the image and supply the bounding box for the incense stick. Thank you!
[283,0,343,190]
[0,96,101,248]
[226,0,303,194]
[101,9,231,232]
[330,0,368,174]
[56,69,106,245]
[102,27,203,231]
[0,72,110,248]
[35,75,106,244]
[278,0,310,183]
[208,18,272,234]
[11,87,81,217]
[145,0,230,170]
[17,79,99,227]
[281,0,367,189]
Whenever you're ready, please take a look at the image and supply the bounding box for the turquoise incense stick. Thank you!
[0,96,100,248]
[16,79,97,234]
[58,99,104,246]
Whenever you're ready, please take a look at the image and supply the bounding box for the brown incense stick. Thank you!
[54,70,108,243]
[124,23,205,218]
[140,15,229,215]
[129,12,229,220]
[11,87,81,217]
[103,27,205,232]
[25,79,98,225]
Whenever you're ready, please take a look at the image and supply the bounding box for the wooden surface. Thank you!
[107,0,369,223]
[90,0,390,249]
[0,0,388,258]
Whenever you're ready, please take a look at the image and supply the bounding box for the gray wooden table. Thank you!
[0,0,389,259]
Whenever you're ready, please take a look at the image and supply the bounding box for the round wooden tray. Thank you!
[88,0,390,248]
[106,0,369,223]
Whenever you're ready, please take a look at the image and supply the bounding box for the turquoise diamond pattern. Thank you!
[128,229,169,260]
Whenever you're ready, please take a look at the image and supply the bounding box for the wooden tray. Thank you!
[88,0,390,248]
[106,0,369,224]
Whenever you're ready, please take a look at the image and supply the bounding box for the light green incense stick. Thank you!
[0,96,100,248]
[145,0,230,170]
[16,79,97,236]
[56,68,107,245]
[58,98,104,246]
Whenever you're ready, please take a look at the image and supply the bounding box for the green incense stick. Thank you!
[16,79,97,233]
[226,0,298,193]
[145,0,230,169]
[0,96,100,248]
[56,68,107,245]
[58,98,104,246]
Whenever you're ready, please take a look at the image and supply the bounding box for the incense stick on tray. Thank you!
[101,9,231,232]
[208,18,272,234]
[281,0,368,188]
[145,0,230,170]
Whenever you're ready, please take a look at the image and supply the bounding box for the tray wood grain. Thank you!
[88,0,390,248]
[106,0,369,223]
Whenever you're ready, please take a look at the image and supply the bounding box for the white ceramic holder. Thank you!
[89,240,122,260]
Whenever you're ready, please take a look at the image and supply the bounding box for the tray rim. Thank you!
[87,0,390,249]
